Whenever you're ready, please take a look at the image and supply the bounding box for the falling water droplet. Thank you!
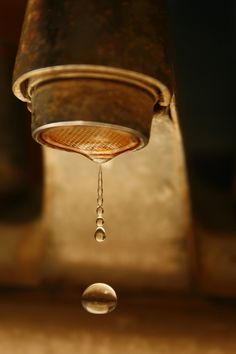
[94,227,106,242]
[94,165,107,242]
[81,283,117,314]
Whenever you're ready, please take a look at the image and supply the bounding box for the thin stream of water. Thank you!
[94,165,106,242]
[82,164,117,314]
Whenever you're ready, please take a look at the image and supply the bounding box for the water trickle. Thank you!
[81,283,117,314]
[94,165,106,242]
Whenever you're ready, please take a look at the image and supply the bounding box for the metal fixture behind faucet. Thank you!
[13,0,172,162]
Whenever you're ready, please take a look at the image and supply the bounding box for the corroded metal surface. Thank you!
[32,79,155,134]
[13,0,173,161]
[31,78,155,160]
[13,0,172,97]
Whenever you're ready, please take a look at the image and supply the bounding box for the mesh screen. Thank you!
[38,125,143,161]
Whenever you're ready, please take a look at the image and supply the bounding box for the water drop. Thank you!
[94,227,106,242]
[96,217,104,227]
[81,283,117,314]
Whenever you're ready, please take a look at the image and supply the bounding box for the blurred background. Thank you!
[0,0,235,353]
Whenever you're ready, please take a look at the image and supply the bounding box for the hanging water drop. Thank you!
[94,227,106,242]
[81,283,117,314]
[94,165,107,242]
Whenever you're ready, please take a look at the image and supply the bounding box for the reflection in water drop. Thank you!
[81,283,117,314]
[94,227,106,242]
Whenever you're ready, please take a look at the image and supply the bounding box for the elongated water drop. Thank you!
[94,165,106,242]
[81,283,117,314]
